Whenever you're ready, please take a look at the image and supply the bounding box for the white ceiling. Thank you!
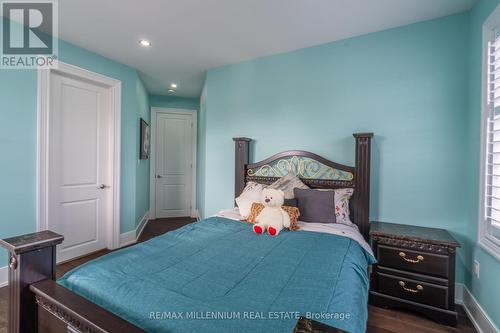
[57,0,477,97]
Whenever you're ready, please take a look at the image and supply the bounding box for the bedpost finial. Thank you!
[353,133,373,139]
[233,137,252,142]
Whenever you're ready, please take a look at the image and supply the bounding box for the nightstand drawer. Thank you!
[377,272,449,309]
[370,222,460,326]
[377,245,449,278]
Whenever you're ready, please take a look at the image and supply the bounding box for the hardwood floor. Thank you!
[0,217,477,333]
[54,217,197,278]
[367,305,476,333]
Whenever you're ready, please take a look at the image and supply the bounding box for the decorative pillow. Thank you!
[246,202,300,230]
[281,206,301,230]
[235,182,264,218]
[268,171,309,199]
[283,198,298,207]
[333,188,354,226]
[293,188,336,223]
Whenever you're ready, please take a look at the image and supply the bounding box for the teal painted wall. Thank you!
[0,69,38,264]
[466,0,500,328]
[136,80,150,226]
[149,95,200,110]
[202,13,470,283]
[0,18,151,264]
[197,84,207,218]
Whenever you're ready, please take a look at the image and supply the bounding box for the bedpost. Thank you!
[353,133,373,241]
[0,230,63,333]
[233,137,252,199]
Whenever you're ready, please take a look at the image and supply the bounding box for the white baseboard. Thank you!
[455,283,463,304]
[119,229,136,247]
[136,211,149,240]
[195,209,201,221]
[119,211,150,248]
[455,283,499,333]
[0,266,7,288]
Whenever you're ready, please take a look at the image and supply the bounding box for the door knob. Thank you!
[156,175,162,178]
[97,184,108,189]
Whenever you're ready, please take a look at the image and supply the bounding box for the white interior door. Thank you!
[155,112,193,218]
[48,72,111,262]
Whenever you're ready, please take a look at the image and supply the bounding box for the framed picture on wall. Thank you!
[140,118,150,160]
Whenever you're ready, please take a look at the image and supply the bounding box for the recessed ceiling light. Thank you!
[170,83,177,88]
[139,39,151,47]
[167,89,175,93]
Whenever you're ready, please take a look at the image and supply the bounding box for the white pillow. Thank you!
[317,188,355,226]
[235,182,264,218]
[267,171,309,199]
[334,188,355,226]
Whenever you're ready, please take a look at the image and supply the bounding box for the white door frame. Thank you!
[149,107,197,220]
[36,61,122,250]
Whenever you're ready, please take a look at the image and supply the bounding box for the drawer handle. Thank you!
[398,281,424,293]
[399,251,424,263]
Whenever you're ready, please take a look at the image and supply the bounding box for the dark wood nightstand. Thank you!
[369,221,460,327]
[292,317,344,333]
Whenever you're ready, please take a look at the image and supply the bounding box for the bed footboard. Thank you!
[0,231,145,333]
[30,279,145,332]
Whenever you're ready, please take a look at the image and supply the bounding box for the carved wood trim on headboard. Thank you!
[247,150,355,174]
[233,133,373,240]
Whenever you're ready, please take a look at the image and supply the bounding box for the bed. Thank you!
[1,133,374,333]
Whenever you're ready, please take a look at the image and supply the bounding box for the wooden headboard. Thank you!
[233,133,373,240]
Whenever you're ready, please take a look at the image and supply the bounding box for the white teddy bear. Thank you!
[253,188,291,236]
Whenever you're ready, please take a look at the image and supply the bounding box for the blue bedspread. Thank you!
[58,217,376,333]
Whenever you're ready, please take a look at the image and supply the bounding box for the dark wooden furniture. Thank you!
[369,221,460,326]
[293,317,343,333]
[1,133,372,333]
[0,231,146,333]
[234,133,373,240]
[0,231,63,333]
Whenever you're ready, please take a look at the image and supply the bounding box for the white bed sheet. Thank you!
[214,208,374,256]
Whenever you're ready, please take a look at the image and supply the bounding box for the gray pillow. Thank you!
[293,188,336,223]
[283,198,298,207]
[268,171,309,199]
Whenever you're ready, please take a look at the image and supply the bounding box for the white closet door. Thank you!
[48,72,111,262]
[155,112,193,218]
